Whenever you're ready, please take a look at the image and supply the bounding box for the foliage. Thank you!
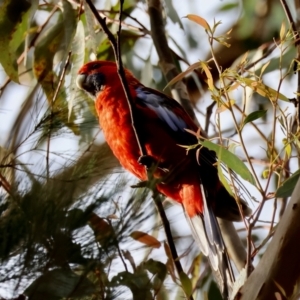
[0,0,299,299]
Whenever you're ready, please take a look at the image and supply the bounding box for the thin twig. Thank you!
[279,0,300,127]
[46,51,72,179]
[85,1,193,298]
[84,0,147,158]
[147,0,197,124]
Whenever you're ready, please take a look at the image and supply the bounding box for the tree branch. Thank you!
[147,0,248,284]
[239,178,300,300]
[84,2,191,297]
[147,0,197,122]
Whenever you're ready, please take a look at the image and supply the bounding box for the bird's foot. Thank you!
[138,155,157,169]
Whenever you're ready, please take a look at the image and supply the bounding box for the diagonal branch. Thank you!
[147,0,197,123]
[147,0,248,280]
[85,0,147,158]
[239,178,300,300]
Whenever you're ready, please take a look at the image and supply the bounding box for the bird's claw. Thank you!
[138,155,157,169]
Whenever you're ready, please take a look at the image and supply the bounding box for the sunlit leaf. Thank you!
[185,14,210,31]
[200,61,214,91]
[216,99,235,113]
[262,169,270,179]
[280,22,286,41]
[274,280,287,297]
[201,140,256,185]
[179,272,193,297]
[282,138,292,158]
[130,231,161,248]
[239,78,289,102]
[260,61,270,76]
[164,62,200,90]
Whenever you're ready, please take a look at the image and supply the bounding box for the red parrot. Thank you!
[76,61,250,298]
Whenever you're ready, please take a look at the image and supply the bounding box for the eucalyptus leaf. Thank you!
[242,110,267,128]
[0,0,31,82]
[276,170,300,198]
[201,140,256,186]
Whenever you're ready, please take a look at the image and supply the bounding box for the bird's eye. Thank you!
[91,63,100,70]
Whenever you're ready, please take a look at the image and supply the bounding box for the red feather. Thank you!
[77,60,251,298]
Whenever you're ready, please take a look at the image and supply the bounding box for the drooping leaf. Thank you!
[164,62,200,90]
[185,14,210,31]
[242,109,267,127]
[217,162,234,196]
[238,77,289,102]
[165,0,183,29]
[179,272,193,298]
[130,231,161,248]
[201,140,256,185]
[216,99,235,113]
[0,0,31,82]
[276,170,300,198]
[200,61,214,91]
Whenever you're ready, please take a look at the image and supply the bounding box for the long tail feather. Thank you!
[185,184,234,299]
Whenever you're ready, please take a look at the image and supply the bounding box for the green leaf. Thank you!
[62,0,77,54]
[111,271,153,300]
[242,110,267,128]
[0,0,31,82]
[217,162,234,196]
[25,268,95,300]
[144,259,167,282]
[219,2,239,12]
[201,140,256,186]
[165,0,184,29]
[179,272,193,297]
[276,170,300,198]
[238,77,289,102]
[208,280,223,300]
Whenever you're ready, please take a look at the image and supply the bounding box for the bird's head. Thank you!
[76,61,116,99]
[76,61,136,100]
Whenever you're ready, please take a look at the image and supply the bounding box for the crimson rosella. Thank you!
[76,60,251,298]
